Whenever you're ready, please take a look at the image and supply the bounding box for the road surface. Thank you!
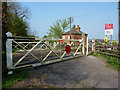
[13,55,118,88]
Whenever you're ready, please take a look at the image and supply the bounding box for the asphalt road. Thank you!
[13,55,118,88]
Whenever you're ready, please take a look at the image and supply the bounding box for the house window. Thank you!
[68,36,70,39]
[63,36,65,39]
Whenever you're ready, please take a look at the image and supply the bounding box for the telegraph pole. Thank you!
[70,17,71,40]
[69,17,73,44]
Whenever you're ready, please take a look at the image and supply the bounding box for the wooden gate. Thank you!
[6,32,88,74]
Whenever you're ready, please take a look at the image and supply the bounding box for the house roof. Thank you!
[62,28,87,35]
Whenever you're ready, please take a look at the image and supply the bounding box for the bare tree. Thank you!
[7,2,31,36]
[7,2,30,20]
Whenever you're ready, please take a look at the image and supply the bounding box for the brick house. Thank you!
[62,25,88,46]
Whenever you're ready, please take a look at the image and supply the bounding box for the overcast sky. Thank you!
[20,2,119,40]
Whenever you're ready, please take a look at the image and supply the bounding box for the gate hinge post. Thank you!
[6,32,13,74]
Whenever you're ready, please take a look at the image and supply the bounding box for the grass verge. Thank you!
[91,52,120,71]
[2,69,29,88]
[12,49,20,53]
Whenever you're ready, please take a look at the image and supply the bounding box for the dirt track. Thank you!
[13,55,118,88]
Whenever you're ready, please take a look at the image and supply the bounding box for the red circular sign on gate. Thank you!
[65,45,71,54]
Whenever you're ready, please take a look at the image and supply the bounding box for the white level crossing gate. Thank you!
[6,32,88,72]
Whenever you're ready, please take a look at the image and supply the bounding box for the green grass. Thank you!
[12,49,20,53]
[2,69,29,88]
[91,52,120,71]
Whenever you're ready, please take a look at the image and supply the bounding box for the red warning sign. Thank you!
[59,40,63,43]
[105,24,113,30]
[65,45,71,54]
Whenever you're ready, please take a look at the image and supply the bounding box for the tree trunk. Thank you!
[2,2,8,75]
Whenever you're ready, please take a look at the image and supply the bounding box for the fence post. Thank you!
[6,32,13,74]
[46,41,49,49]
[86,35,88,55]
[92,38,95,52]
[54,42,56,48]
[82,33,85,55]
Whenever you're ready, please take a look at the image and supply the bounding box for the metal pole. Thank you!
[82,33,85,55]
[111,35,112,50]
[86,35,88,55]
[70,17,71,44]
[60,43,61,58]
[41,44,42,61]
[106,35,107,49]
[83,33,85,55]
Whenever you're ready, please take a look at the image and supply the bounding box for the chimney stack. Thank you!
[77,25,80,32]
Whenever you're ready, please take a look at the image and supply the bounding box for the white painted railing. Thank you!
[6,32,89,72]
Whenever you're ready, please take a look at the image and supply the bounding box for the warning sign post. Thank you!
[105,24,113,49]
[105,24,113,35]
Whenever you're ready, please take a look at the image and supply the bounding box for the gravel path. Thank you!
[13,55,118,88]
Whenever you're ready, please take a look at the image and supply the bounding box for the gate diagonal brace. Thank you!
[13,40,42,66]
[40,43,48,50]
[42,42,60,62]
[61,41,83,58]
[81,42,85,55]
[74,43,82,56]
[21,43,42,62]
[20,43,31,50]
[13,40,42,63]
[13,40,42,67]
[13,44,19,50]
